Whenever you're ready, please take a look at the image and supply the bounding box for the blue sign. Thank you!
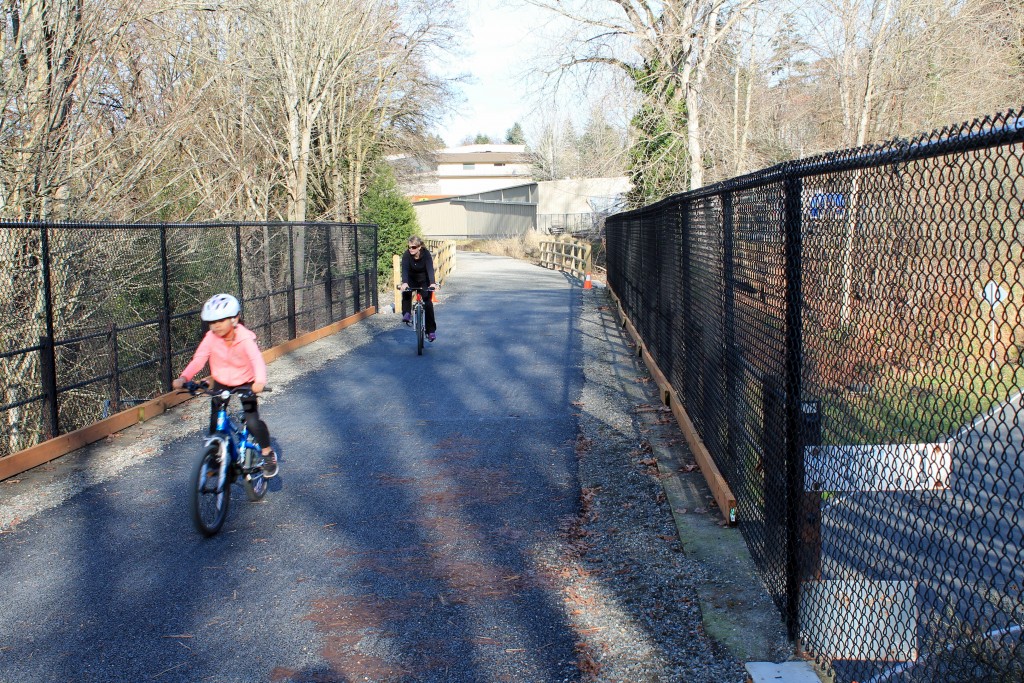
[809,192,846,219]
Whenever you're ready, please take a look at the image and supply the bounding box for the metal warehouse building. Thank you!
[412,183,537,239]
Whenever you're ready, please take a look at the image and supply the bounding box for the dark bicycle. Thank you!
[181,381,273,536]
[399,286,435,355]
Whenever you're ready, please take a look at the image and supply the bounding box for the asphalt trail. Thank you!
[0,252,587,683]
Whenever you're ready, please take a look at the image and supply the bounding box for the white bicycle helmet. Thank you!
[201,293,241,321]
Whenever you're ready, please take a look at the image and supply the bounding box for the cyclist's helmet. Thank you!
[201,293,241,321]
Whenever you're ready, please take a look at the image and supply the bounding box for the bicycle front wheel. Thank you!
[415,307,425,355]
[191,445,231,536]
[242,444,268,502]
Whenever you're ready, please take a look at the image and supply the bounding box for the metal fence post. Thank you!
[325,223,335,322]
[38,224,59,438]
[108,323,121,414]
[371,224,379,310]
[783,172,806,641]
[353,224,362,312]
[287,224,297,339]
[680,202,693,396]
[159,225,173,391]
[157,310,173,393]
[235,224,244,302]
[39,336,58,439]
[723,191,739,469]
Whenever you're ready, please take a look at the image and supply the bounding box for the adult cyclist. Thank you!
[399,236,439,342]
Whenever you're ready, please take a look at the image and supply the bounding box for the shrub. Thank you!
[359,164,420,283]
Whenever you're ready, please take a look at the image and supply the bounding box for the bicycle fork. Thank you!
[203,435,230,492]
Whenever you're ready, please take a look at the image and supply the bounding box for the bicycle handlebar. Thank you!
[396,285,437,292]
[180,380,272,399]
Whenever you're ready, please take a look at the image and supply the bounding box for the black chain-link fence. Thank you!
[0,221,377,458]
[606,110,1024,682]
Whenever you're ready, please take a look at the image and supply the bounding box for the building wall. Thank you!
[436,175,531,196]
[427,144,533,198]
[413,201,466,236]
[413,183,537,238]
[536,177,629,214]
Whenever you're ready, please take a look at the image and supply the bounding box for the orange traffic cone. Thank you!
[583,273,593,290]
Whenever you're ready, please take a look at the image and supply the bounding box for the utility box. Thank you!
[801,399,821,447]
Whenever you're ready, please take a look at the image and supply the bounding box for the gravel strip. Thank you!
[525,286,754,683]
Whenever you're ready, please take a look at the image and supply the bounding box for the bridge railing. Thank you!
[606,109,1024,683]
[0,221,377,476]
[539,236,592,281]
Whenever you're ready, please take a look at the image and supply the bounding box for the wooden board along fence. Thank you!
[539,237,592,281]
[609,287,738,526]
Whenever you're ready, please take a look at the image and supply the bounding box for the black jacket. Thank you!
[401,248,436,288]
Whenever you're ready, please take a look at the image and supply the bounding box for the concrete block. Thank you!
[745,661,823,683]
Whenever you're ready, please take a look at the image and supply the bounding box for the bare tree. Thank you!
[243,0,377,224]
[528,0,760,199]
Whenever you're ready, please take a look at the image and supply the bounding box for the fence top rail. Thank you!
[610,109,1024,221]
[0,220,377,230]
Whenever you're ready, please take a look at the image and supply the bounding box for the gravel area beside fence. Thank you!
[538,287,761,683]
[0,268,791,682]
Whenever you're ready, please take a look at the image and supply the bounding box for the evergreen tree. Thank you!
[626,63,690,207]
[358,164,421,282]
[505,122,526,145]
[474,133,493,144]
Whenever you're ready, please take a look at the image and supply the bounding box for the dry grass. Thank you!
[459,231,548,261]
[460,231,607,276]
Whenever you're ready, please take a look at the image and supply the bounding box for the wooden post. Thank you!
[393,253,402,312]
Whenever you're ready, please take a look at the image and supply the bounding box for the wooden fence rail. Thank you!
[539,237,592,281]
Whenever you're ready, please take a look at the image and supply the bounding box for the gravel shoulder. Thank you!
[556,284,793,681]
[0,262,792,682]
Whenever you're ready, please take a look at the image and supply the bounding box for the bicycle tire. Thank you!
[415,305,425,355]
[242,444,268,502]
[191,445,231,536]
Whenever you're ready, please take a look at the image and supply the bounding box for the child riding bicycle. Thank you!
[172,293,279,478]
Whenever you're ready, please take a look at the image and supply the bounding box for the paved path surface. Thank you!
[0,253,588,682]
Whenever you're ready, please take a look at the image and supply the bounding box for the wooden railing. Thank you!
[425,239,456,283]
[392,239,457,311]
[539,236,592,280]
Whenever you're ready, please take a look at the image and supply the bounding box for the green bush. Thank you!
[358,164,420,283]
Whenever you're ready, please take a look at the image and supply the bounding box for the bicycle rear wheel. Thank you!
[191,445,231,536]
[242,444,268,502]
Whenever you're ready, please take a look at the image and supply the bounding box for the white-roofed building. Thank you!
[404,144,533,200]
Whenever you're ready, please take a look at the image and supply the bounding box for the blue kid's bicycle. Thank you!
[182,381,273,536]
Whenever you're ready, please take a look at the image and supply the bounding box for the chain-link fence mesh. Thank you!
[0,221,377,459]
[606,110,1024,682]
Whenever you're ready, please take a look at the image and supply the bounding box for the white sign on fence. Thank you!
[983,280,1008,306]
[804,442,951,492]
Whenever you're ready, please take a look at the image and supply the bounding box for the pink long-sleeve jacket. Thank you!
[179,324,267,387]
